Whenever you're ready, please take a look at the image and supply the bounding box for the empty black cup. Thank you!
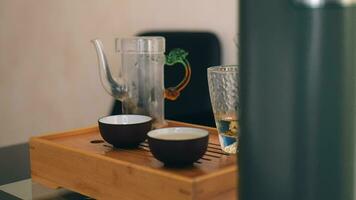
[98,115,152,148]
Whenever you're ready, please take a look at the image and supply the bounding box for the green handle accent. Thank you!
[164,48,191,100]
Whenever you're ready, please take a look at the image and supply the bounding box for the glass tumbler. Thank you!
[207,65,239,154]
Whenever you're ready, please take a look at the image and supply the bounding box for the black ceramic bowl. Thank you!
[98,115,152,148]
[147,127,209,166]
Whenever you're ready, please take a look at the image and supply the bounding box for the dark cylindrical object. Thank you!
[239,1,356,200]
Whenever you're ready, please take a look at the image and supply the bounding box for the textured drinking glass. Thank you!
[207,65,239,154]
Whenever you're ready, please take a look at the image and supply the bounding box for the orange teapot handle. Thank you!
[164,49,192,101]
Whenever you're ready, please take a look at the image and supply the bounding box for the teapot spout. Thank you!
[91,39,127,100]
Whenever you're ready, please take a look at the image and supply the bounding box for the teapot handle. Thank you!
[164,48,192,101]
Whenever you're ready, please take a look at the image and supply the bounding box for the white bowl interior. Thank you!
[148,127,209,141]
[99,115,152,125]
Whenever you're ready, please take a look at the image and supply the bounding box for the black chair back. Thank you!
[111,31,221,126]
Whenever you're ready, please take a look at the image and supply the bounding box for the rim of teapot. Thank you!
[116,37,165,53]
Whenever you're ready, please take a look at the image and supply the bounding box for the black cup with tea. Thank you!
[147,127,209,166]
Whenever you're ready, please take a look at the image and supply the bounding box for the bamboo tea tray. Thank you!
[30,121,237,200]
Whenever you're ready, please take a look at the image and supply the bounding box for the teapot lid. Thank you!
[116,37,165,54]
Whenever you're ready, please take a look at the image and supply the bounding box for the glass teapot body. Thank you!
[119,38,166,127]
[92,37,191,128]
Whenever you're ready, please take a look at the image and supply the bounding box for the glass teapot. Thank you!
[92,37,191,128]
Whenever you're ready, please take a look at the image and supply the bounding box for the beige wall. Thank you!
[0,0,237,147]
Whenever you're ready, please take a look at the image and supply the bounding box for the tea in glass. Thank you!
[207,65,239,154]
